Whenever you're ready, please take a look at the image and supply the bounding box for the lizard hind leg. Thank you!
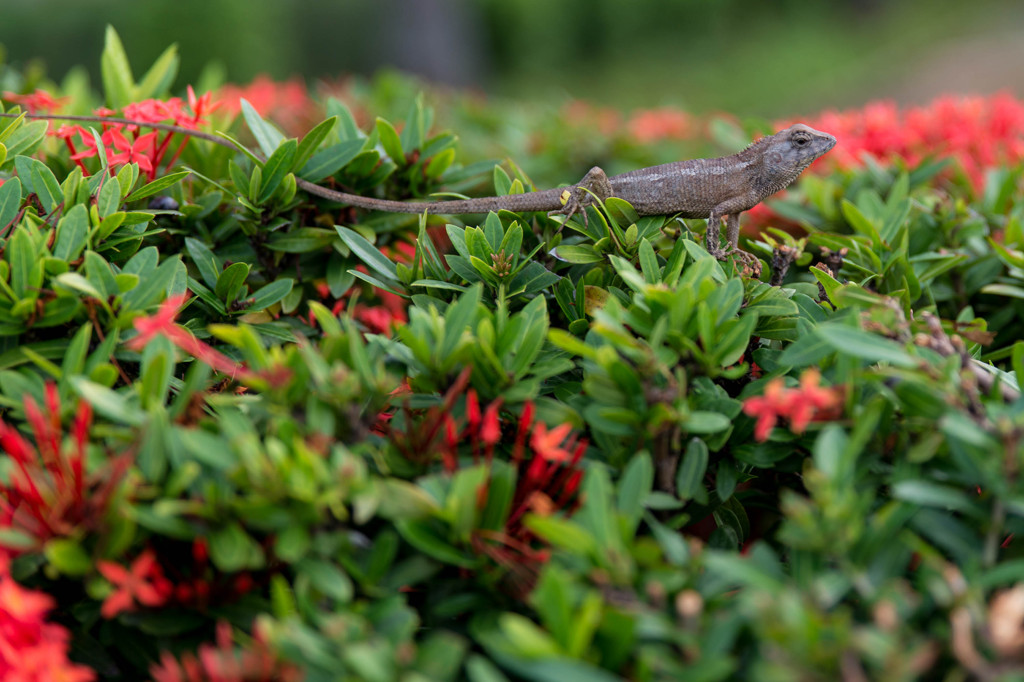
[548,166,613,227]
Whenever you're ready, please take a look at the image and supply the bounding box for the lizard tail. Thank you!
[295,178,564,215]
[0,112,565,216]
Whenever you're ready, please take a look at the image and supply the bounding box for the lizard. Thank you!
[0,112,836,271]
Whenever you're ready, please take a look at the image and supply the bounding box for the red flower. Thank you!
[216,76,315,134]
[2,89,67,114]
[795,92,1024,194]
[105,129,157,173]
[787,368,842,433]
[181,86,221,129]
[128,294,270,384]
[0,385,127,559]
[480,400,502,445]
[627,108,693,144]
[122,98,179,127]
[741,376,789,442]
[529,422,575,462]
[149,620,302,682]
[97,549,172,618]
[742,368,843,442]
[0,563,95,681]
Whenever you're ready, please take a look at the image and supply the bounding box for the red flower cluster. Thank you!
[53,86,218,181]
[798,92,1024,192]
[472,399,587,595]
[377,370,587,592]
[216,75,315,136]
[0,556,95,681]
[2,89,67,114]
[741,368,843,441]
[312,241,414,336]
[150,620,302,682]
[627,107,695,144]
[0,384,129,560]
[561,100,696,145]
[162,538,258,609]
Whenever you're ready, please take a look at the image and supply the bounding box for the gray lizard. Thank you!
[1,113,835,269]
[301,123,836,269]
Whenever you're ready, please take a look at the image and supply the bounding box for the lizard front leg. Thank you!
[704,210,734,257]
[550,166,613,225]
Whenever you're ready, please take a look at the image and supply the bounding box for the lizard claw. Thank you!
[709,247,762,278]
[547,190,588,228]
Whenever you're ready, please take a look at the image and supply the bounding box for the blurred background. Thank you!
[1,0,1022,118]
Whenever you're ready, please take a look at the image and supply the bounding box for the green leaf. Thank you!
[240,99,285,157]
[298,558,354,603]
[442,285,481,357]
[97,175,121,218]
[376,117,404,163]
[215,262,250,303]
[292,116,337,172]
[185,237,222,290]
[676,437,709,501]
[892,480,973,512]
[29,160,61,214]
[8,226,36,299]
[258,138,297,203]
[248,278,294,311]
[617,452,653,534]
[274,525,310,563]
[715,314,757,367]
[578,466,619,552]
[638,239,659,283]
[425,148,456,178]
[100,25,135,108]
[716,460,740,501]
[396,519,475,567]
[335,225,398,280]
[299,139,364,183]
[54,272,106,305]
[523,515,596,554]
[266,227,337,253]
[816,324,917,368]
[135,43,179,100]
[210,523,259,572]
[69,377,144,426]
[122,255,181,310]
[840,198,882,243]
[126,170,191,202]
[44,538,93,576]
[4,120,48,158]
[553,245,605,264]
[0,177,22,230]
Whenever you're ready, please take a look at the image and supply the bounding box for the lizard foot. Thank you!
[709,247,762,278]
[547,192,588,228]
[547,166,612,229]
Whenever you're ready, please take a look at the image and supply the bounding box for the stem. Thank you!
[983,499,1006,567]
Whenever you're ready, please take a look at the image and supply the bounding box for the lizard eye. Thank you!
[793,134,810,147]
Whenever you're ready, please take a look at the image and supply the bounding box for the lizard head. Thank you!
[752,123,836,193]
[771,123,837,172]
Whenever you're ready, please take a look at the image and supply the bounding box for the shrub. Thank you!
[0,26,1023,681]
